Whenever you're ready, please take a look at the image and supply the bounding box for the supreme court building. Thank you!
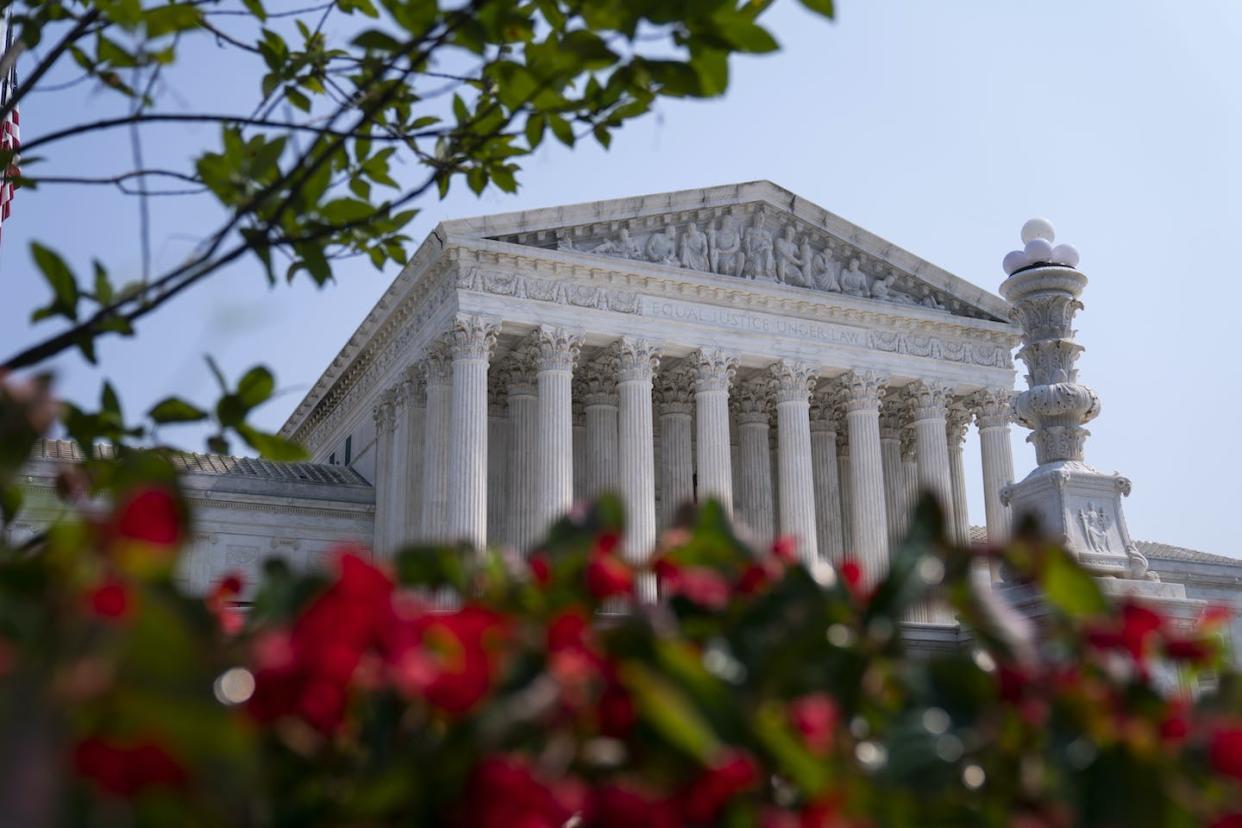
[278,181,1026,591]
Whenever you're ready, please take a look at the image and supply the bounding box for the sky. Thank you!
[1,1,1239,557]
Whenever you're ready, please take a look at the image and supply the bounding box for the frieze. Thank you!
[495,202,980,320]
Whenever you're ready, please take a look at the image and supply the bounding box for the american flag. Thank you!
[0,13,19,247]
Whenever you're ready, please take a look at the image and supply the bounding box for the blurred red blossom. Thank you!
[72,737,188,797]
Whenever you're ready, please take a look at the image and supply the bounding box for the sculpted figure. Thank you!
[645,225,678,265]
[679,222,710,271]
[919,287,944,310]
[588,227,641,259]
[839,258,870,297]
[808,245,840,292]
[774,225,806,286]
[871,273,915,304]
[742,214,776,281]
[709,214,743,276]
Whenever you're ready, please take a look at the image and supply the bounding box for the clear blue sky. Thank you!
[2,2,1238,557]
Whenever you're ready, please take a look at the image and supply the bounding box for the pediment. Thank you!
[442,181,1011,324]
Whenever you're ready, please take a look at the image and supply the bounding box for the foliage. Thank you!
[3,381,1242,827]
[0,0,835,485]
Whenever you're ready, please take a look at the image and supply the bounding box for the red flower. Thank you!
[87,578,131,620]
[73,737,188,797]
[681,750,760,824]
[528,553,552,586]
[1159,700,1191,743]
[462,755,584,828]
[662,564,731,610]
[1211,815,1242,828]
[587,554,634,601]
[840,559,864,596]
[790,693,838,756]
[207,572,245,635]
[1210,726,1242,780]
[592,531,622,558]
[1085,601,1165,662]
[772,536,798,564]
[598,682,638,738]
[587,783,680,828]
[112,487,183,548]
[737,562,773,595]
[1164,635,1214,664]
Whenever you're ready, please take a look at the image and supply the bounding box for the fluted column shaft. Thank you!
[402,370,426,546]
[617,338,660,603]
[386,387,410,550]
[910,381,955,523]
[446,317,498,549]
[975,389,1016,543]
[420,346,454,543]
[735,382,775,543]
[534,328,582,534]
[486,383,510,548]
[655,367,694,528]
[809,414,845,564]
[693,350,737,514]
[879,402,905,547]
[505,356,540,551]
[946,402,972,546]
[837,437,853,554]
[770,361,818,564]
[843,371,889,583]
[582,360,620,498]
[371,394,395,554]
[572,399,586,504]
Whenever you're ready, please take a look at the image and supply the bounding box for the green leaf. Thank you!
[798,0,835,17]
[236,366,275,409]
[0,484,23,526]
[144,4,202,38]
[242,0,267,20]
[319,197,374,224]
[353,29,401,52]
[1041,546,1108,618]
[92,261,113,304]
[238,425,308,461]
[713,18,780,54]
[30,242,79,321]
[525,112,546,150]
[148,397,208,424]
[548,113,574,147]
[619,662,721,762]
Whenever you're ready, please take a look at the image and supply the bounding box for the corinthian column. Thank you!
[733,380,775,544]
[692,349,737,514]
[581,357,620,498]
[841,371,889,583]
[572,395,586,503]
[370,390,396,554]
[809,391,845,563]
[533,327,583,534]
[878,397,906,547]
[946,398,973,546]
[973,388,1015,543]
[836,432,852,554]
[908,380,955,523]
[446,316,499,549]
[654,366,694,528]
[419,343,454,543]
[486,372,510,548]
[504,348,540,551]
[900,425,918,521]
[771,360,818,564]
[401,366,427,546]
[616,337,660,602]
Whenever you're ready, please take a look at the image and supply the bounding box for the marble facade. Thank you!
[280,181,1025,591]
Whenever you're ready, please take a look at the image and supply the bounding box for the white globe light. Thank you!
[1020,218,1056,245]
[1002,250,1028,275]
[1024,238,1054,263]
[1051,243,1080,268]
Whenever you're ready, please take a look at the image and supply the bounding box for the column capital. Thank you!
[579,357,619,407]
[971,387,1016,429]
[878,396,906,441]
[372,388,397,433]
[839,369,887,412]
[946,397,972,447]
[402,363,427,406]
[768,360,816,404]
[487,372,508,418]
[423,340,454,386]
[809,388,840,434]
[498,346,538,396]
[448,314,500,361]
[692,348,738,394]
[615,337,660,383]
[654,365,694,415]
[907,379,953,422]
[533,325,584,372]
[900,424,917,462]
[732,379,771,426]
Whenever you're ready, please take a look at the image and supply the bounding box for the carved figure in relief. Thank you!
[870,273,915,304]
[709,214,743,276]
[680,222,710,271]
[918,287,944,310]
[807,246,841,292]
[590,227,643,259]
[774,225,806,286]
[645,225,679,265]
[840,258,870,297]
[742,214,776,281]
[1080,504,1112,554]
